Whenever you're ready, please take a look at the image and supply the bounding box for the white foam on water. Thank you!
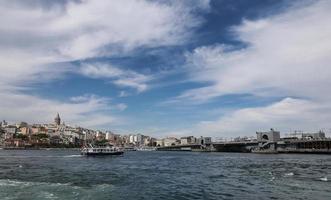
[0,179,72,188]
[38,191,57,199]
[95,183,113,190]
[285,172,294,176]
[0,179,33,187]
[63,155,82,158]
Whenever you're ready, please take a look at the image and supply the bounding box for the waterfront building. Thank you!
[302,131,326,140]
[105,131,113,140]
[106,132,122,145]
[16,122,28,128]
[137,134,143,145]
[82,130,95,143]
[149,137,157,146]
[20,127,31,135]
[112,134,122,145]
[0,128,5,145]
[46,124,58,134]
[31,126,47,135]
[50,135,62,145]
[120,135,130,146]
[47,128,57,137]
[1,120,8,128]
[95,131,106,141]
[156,139,164,147]
[196,136,212,145]
[64,130,81,142]
[9,138,26,147]
[163,137,180,146]
[129,134,134,144]
[233,136,255,142]
[143,136,152,146]
[256,128,280,142]
[4,126,17,135]
[180,136,196,145]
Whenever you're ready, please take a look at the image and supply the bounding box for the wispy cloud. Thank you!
[0,0,207,127]
[195,98,331,138]
[178,1,331,103]
[0,92,118,128]
[168,0,331,137]
[118,91,130,98]
[79,63,151,93]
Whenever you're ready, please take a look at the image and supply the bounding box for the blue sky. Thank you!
[1,0,331,138]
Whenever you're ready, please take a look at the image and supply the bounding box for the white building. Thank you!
[156,139,164,147]
[129,135,135,143]
[256,129,280,142]
[196,136,212,145]
[180,136,196,145]
[163,137,179,147]
[105,131,114,140]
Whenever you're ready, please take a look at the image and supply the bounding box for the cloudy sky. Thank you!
[1,0,331,138]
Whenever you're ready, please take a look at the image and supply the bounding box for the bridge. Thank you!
[156,141,259,152]
[212,141,259,152]
[157,144,211,151]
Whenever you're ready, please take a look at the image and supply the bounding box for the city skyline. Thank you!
[1,0,331,138]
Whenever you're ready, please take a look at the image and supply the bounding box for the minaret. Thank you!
[54,113,61,126]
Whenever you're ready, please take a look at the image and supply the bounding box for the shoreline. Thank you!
[0,147,81,150]
[2,147,331,155]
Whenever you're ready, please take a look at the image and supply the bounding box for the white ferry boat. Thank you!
[81,144,124,156]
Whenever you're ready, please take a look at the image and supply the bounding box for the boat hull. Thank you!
[81,151,124,156]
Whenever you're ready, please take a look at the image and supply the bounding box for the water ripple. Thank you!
[0,150,330,200]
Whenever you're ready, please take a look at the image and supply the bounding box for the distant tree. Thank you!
[94,139,108,146]
[14,134,28,141]
[33,133,49,139]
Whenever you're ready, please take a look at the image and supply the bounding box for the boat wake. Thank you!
[0,178,114,199]
[62,155,82,158]
[0,179,71,187]
[319,177,328,182]
[284,172,294,176]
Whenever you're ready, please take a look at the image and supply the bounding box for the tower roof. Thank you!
[54,113,61,125]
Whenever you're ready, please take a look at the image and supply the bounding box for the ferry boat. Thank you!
[81,144,124,156]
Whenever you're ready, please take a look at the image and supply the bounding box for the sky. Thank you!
[1,0,331,139]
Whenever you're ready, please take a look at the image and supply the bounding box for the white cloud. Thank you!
[159,97,331,139]
[0,0,206,84]
[115,103,128,111]
[0,0,207,60]
[172,0,331,137]
[80,63,151,92]
[0,92,117,128]
[52,0,205,59]
[180,0,331,102]
[0,0,207,126]
[195,98,331,138]
[118,91,130,98]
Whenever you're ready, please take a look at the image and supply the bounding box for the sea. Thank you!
[0,150,330,200]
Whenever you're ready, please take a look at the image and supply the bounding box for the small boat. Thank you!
[81,144,124,156]
[136,146,156,151]
[123,147,137,151]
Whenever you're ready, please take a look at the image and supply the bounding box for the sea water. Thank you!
[0,150,330,199]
